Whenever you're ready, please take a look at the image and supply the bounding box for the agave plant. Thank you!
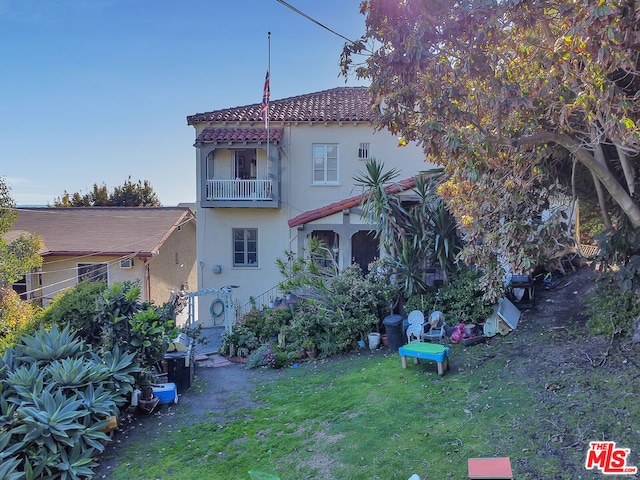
[55,442,101,480]
[0,323,136,480]
[5,362,44,402]
[76,382,118,424]
[0,457,22,480]
[91,344,140,400]
[16,324,86,364]
[45,357,110,389]
[12,387,88,451]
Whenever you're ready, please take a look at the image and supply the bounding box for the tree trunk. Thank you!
[615,144,635,197]
[591,171,613,231]
[509,132,640,228]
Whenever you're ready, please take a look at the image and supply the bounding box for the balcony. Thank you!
[203,178,279,209]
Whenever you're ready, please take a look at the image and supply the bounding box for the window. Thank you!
[233,228,258,267]
[120,258,133,269]
[12,275,27,300]
[312,144,339,184]
[358,143,370,160]
[77,263,108,283]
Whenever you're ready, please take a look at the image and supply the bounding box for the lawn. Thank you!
[99,312,639,480]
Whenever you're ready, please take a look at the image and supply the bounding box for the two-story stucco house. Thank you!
[10,207,196,308]
[187,86,433,327]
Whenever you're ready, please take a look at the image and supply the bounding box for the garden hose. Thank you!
[210,298,224,317]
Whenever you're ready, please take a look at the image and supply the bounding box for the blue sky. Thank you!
[0,0,369,206]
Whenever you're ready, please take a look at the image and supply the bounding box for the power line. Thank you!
[275,0,358,45]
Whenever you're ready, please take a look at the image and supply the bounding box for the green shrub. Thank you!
[39,280,106,343]
[97,281,177,370]
[404,268,493,326]
[220,325,260,355]
[275,245,399,356]
[0,286,43,354]
[245,345,275,369]
[585,282,640,338]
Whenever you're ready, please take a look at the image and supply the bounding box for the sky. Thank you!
[0,0,370,206]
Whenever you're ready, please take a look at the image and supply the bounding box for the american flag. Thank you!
[261,70,270,129]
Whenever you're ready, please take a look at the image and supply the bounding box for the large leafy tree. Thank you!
[342,0,640,298]
[0,177,42,286]
[53,176,161,207]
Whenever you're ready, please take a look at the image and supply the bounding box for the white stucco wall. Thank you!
[194,121,433,326]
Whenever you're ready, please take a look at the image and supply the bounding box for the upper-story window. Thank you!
[358,143,370,160]
[312,144,339,185]
[233,228,258,267]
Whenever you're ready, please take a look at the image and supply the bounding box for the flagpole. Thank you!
[267,31,271,177]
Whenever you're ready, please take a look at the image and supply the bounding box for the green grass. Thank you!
[103,333,639,480]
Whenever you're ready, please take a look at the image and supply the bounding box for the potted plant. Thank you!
[302,339,317,359]
[136,371,159,415]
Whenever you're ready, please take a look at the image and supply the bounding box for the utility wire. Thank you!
[275,0,358,45]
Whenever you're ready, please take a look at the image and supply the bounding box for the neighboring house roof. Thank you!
[288,177,420,228]
[187,86,379,125]
[11,207,195,257]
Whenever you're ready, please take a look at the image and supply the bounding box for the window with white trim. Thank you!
[77,262,108,283]
[233,228,258,267]
[312,144,339,184]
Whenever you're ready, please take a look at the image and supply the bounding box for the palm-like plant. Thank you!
[353,158,408,255]
[353,160,462,295]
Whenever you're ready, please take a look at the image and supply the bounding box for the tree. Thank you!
[0,177,43,286]
[341,0,640,298]
[53,177,161,207]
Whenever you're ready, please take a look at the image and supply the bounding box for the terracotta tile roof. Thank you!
[11,207,195,257]
[288,177,420,228]
[187,87,378,125]
[195,127,284,145]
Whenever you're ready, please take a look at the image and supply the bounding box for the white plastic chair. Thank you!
[405,310,425,343]
[422,311,446,342]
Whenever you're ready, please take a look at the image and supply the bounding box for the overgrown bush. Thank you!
[585,281,640,338]
[275,244,400,357]
[0,286,43,354]
[404,268,493,325]
[219,325,260,356]
[97,281,178,370]
[245,344,276,369]
[0,324,140,479]
[39,280,106,343]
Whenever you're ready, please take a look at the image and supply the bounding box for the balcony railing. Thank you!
[206,179,273,201]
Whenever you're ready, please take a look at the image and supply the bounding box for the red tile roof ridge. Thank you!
[187,86,378,125]
[288,176,421,228]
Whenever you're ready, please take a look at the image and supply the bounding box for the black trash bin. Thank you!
[164,337,195,391]
[383,314,405,351]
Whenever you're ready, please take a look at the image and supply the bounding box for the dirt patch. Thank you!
[95,359,287,476]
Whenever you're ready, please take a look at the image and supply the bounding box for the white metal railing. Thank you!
[206,179,272,201]
[235,285,286,322]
